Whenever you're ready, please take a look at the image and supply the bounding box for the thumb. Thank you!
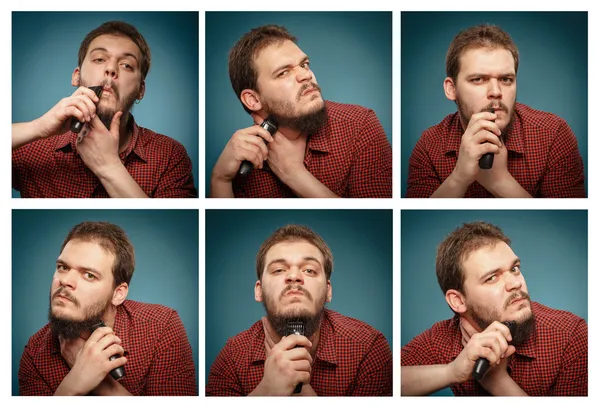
[110,111,123,137]
[504,345,517,359]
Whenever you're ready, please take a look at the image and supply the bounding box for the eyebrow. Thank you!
[56,258,103,277]
[272,55,309,77]
[266,256,322,269]
[480,257,520,281]
[467,72,515,78]
[89,47,139,64]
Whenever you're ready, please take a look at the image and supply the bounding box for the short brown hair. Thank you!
[446,24,519,82]
[256,224,333,281]
[436,222,511,295]
[229,25,297,114]
[61,221,135,287]
[78,21,152,80]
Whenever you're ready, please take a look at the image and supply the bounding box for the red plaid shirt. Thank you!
[233,101,392,198]
[406,103,586,198]
[401,302,588,396]
[18,300,197,396]
[206,309,392,396]
[12,118,197,198]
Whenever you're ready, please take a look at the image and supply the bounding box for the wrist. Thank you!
[444,362,459,385]
[93,158,124,179]
[279,165,308,187]
[55,374,83,396]
[448,169,473,191]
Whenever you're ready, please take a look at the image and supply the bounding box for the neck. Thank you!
[117,113,133,153]
[264,317,321,357]
[277,126,306,141]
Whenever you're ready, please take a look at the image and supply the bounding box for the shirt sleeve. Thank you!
[143,310,197,396]
[205,339,244,396]
[538,120,586,198]
[153,141,197,198]
[18,342,53,396]
[401,328,439,366]
[406,136,442,198]
[350,333,393,396]
[346,110,392,198]
[550,318,588,396]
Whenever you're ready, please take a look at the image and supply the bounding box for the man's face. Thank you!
[74,34,144,127]
[252,39,326,133]
[451,47,517,137]
[49,240,116,338]
[256,240,331,337]
[461,241,533,341]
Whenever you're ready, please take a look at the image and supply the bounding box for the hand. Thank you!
[211,118,275,182]
[451,111,502,187]
[475,142,512,192]
[256,318,313,396]
[34,86,101,139]
[77,111,122,175]
[448,319,514,384]
[59,335,86,368]
[57,326,127,396]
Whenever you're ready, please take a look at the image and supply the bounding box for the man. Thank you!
[206,225,392,395]
[12,21,196,198]
[406,24,585,198]
[401,222,587,396]
[210,25,392,198]
[18,221,197,395]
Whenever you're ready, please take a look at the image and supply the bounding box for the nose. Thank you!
[57,269,77,290]
[505,273,522,292]
[487,77,502,100]
[105,58,118,79]
[295,65,313,83]
[285,267,304,284]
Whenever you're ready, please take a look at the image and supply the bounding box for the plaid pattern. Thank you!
[401,302,588,396]
[206,309,392,396]
[406,102,586,198]
[12,118,197,198]
[233,101,392,198]
[18,300,197,396]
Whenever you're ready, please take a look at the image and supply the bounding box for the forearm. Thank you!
[482,375,528,396]
[430,172,470,198]
[488,174,532,198]
[209,176,234,198]
[95,163,149,198]
[12,121,42,150]
[283,169,340,198]
[93,376,133,396]
[401,364,454,396]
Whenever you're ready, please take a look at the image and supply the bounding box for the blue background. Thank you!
[401,12,588,197]
[12,209,199,396]
[205,209,393,384]
[12,11,199,197]
[401,209,588,396]
[205,12,392,197]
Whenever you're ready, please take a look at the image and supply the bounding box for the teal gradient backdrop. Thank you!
[205,12,392,197]
[401,12,588,197]
[401,210,587,396]
[12,210,199,396]
[205,209,393,383]
[12,11,199,197]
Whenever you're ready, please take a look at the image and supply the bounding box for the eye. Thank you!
[93,58,105,63]
[83,272,97,281]
[301,61,310,69]
[304,268,316,275]
[57,264,68,272]
[485,274,499,283]
[277,70,289,77]
[272,268,285,274]
[501,77,514,84]
[470,77,483,84]
[511,265,521,274]
[121,63,133,71]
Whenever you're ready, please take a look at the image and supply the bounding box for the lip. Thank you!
[285,290,305,297]
[301,88,318,97]
[509,297,526,305]
[55,294,73,303]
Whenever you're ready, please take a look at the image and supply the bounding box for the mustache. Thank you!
[297,82,321,100]
[52,287,80,307]
[482,101,509,112]
[504,291,530,309]
[279,284,313,301]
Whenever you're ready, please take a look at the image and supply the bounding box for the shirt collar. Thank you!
[53,116,148,163]
[251,310,338,366]
[444,104,526,155]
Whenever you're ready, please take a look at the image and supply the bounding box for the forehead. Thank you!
[60,240,115,272]
[254,39,305,74]
[462,241,517,280]
[458,47,515,77]
[86,34,141,59]
[265,240,324,263]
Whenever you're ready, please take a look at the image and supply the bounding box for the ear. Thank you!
[111,282,129,307]
[137,80,146,101]
[72,68,81,87]
[240,89,262,113]
[444,77,457,101]
[326,280,332,303]
[445,289,467,314]
[254,280,263,303]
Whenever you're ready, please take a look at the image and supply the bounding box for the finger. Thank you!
[295,370,311,386]
[110,111,123,137]
[94,333,122,352]
[67,98,94,122]
[74,86,101,103]
[488,321,512,342]
[476,142,500,159]
[242,124,275,143]
[103,343,125,359]
[291,358,312,372]
[460,317,478,338]
[473,130,502,147]
[503,345,517,359]
[237,143,264,168]
[107,355,127,371]
[75,94,98,119]
[284,347,313,366]
[468,111,498,128]
[474,345,499,365]
[65,106,87,124]
[88,326,113,343]
[278,334,312,350]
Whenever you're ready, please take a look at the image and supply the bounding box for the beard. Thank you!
[79,75,138,129]
[456,95,516,143]
[262,283,328,338]
[48,286,112,340]
[261,82,328,135]
[467,290,535,345]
